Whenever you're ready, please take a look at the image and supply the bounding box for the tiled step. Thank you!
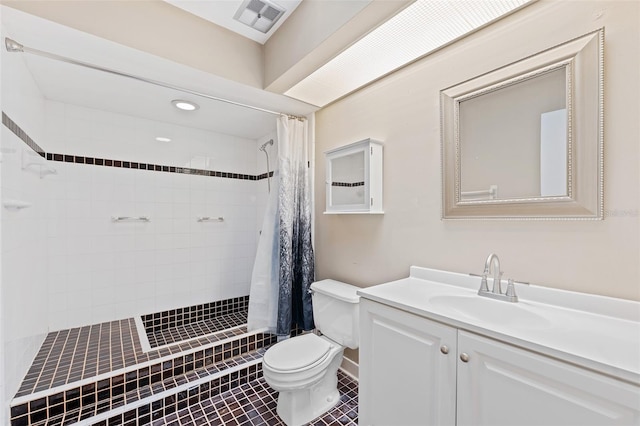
[16,297,251,399]
[88,352,266,426]
[143,312,248,350]
[10,330,276,426]
[140,297,250,350]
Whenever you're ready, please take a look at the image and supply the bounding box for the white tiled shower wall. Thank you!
[1,41,275,408]
[1,24,50,418]
[42,101,263,330]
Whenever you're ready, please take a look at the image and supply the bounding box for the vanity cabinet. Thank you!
[359,298,457,426]
[359,298,640,426]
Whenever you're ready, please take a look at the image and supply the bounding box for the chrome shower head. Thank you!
[259,139,274,152]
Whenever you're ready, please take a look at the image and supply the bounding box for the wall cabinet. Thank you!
[359,298,640,426]
[324,138,383,214]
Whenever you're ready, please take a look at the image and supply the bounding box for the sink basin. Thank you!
[428,294,553,330]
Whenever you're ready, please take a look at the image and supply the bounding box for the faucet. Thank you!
[471,253,526,303]
[484,253,503,295]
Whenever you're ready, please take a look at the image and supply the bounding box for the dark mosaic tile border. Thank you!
[331,181,365,187]
[142,296,250,335]
[2,112,273,181]
[152,369,358,426]
[146,311,247,349]
[2,112,45,156]
[11,336,276,426]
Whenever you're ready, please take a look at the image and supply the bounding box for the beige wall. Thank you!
[315,0,640,308]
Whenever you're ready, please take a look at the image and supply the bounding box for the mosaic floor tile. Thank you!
[151,371,358,426]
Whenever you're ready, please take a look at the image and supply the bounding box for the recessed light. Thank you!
[171,99,199,111]
[155,137,172,142]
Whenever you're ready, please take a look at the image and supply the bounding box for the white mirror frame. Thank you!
[441,29,603,220]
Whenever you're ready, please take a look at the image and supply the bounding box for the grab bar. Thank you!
[197,216,224,222]
[111,216,150,222]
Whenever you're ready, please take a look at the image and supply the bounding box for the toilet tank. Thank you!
[310,279,360,349]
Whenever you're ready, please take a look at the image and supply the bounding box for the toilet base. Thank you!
[274,349,344,426]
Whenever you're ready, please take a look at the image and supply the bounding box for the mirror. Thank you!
[330,151,366,206]
[325,138,383,214]
[441,29,603,219]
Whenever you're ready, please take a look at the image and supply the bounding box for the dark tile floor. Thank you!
[152,370,358,426]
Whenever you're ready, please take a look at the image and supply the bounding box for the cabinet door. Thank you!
[457,331,640,426]
[359,299,457,426]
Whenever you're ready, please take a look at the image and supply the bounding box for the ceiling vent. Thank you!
[233,0,285,34]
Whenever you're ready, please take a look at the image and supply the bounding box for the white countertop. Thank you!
[357,266,640,385]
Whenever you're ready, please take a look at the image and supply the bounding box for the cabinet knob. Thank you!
[460,353,470,363]
[440,345,449,355]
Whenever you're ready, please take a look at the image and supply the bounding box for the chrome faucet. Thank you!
[471,253,526,303]
[484,253,503,295]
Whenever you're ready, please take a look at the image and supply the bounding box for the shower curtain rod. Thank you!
[4,37,305,120]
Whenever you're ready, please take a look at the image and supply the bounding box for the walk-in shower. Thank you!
[259,139,274,193]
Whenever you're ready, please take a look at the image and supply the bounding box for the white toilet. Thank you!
[262,279,360,426]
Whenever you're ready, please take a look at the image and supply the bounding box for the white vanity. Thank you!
[357,266,640,426]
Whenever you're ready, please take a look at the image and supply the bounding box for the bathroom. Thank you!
[1,0,639,425]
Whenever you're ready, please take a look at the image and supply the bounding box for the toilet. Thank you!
[262,279,360,426]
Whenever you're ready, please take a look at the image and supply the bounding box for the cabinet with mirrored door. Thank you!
[324,138,383,214]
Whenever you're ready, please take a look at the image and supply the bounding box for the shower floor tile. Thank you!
[15,319,250,398]
[147,311,248,349]
[152,370,358,426]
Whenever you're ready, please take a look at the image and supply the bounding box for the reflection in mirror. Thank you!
[441,29,603,219]
[459,67,568,200]
[331,152,366,206]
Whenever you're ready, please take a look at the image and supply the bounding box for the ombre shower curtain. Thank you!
[248,115,315,336]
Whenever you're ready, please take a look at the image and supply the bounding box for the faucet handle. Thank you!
[480,275,489,292]
[505,278,519,302]
[469,273,490,292]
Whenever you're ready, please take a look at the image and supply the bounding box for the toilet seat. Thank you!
[263,333,334,374]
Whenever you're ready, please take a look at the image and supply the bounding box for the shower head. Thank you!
[259,139,274,152]
[5,38,24,53]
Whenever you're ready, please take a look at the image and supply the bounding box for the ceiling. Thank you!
[164,0,303,44]
[1,6,316,141]
[2,1,535,140]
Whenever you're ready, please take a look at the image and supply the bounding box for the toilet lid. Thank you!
[263,333,333,372]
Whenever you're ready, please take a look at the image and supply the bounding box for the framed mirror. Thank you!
[325,138,383,214]
[441,29,603,220]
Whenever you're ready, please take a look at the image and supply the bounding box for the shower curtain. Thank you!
[248,115,315,336]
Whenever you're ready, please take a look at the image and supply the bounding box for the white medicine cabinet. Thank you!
[324,138,383,214]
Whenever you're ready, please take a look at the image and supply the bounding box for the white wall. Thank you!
[42,102,261,330]
[315,0,640,302]
[0,23,49,418]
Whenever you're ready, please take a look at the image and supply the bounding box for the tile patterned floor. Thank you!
[152,370,358,426]
[16,319,250,397]
[147,312,248,349]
